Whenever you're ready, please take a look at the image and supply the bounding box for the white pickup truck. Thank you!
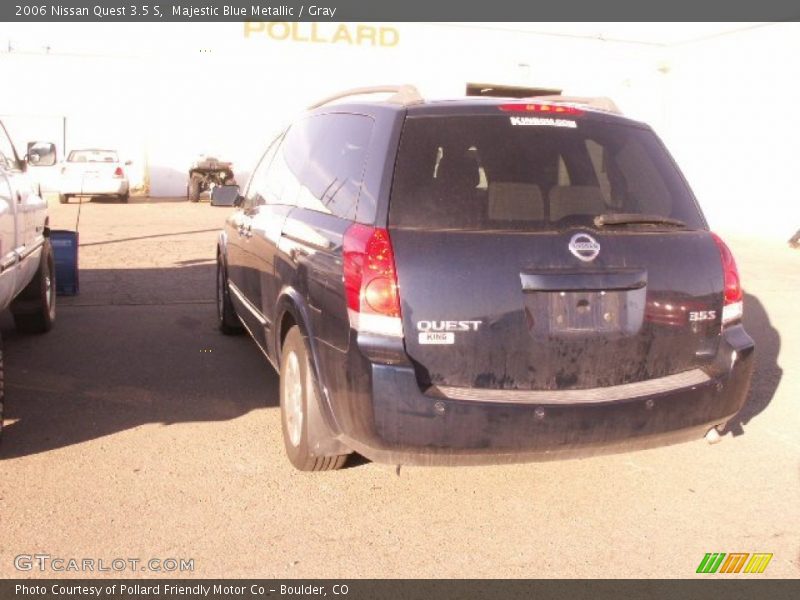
[0,119,58,440]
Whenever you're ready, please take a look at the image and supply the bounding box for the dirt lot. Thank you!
[1,196,798,578]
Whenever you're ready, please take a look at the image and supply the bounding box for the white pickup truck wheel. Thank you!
[11,239,56,334]
[0,333,4,442]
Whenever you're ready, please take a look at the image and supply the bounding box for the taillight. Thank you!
[343,224,403,337]
[499,102,583,116]
[113,167,124,178]
[711,232,743,326]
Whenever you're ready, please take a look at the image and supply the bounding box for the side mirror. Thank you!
[211,184,242,207]
[27,142,57,167]
[124,160,132,166]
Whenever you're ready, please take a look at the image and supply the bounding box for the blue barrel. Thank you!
[50,229,79,295]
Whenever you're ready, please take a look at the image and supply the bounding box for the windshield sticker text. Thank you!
[509,116,577,128]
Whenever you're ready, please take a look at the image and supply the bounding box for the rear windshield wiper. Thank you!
[594,213,687,228]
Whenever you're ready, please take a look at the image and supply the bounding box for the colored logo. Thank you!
[696,552,772,574]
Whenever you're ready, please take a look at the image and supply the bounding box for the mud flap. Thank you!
[306,370,351,457]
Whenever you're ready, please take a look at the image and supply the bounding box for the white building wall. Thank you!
[662,23,800,237]
[1,22,797,237]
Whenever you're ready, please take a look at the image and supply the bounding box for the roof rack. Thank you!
[532,95,622,115]
[308,85,423,110]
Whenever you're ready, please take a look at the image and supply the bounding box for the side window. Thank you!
[0,123,19,170]
[0,174,13,254]
[244,132,284,209]
[296,113,373,220]
[263,120,308,207]
[0,173,12,201]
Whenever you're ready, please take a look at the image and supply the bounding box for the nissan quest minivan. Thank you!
[216,86,754,471]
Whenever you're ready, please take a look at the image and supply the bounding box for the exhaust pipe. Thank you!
[705,427,722,445]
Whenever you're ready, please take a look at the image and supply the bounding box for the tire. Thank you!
[119,192,129,203]
[11,239,56,334]
[0,333,4,443]
[59,194,68,204]
[280,327,348,472]
[188,175,202,202]
[216,253,242,335]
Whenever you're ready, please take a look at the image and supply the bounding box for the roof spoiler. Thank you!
[308,85,423,110]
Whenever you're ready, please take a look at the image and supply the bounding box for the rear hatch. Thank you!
[388,106,724,392]
[63,149,121,181]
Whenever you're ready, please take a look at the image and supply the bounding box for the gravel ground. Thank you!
[0,196,797,578]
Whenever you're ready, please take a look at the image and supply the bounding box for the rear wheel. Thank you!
[280,327,348,472]
[188,175,202,202]
[11,239,56,334]
[119,192,129,203]
[59,194,69,204]
[216,254,242,335]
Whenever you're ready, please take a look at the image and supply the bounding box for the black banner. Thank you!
[4,0,800,22]
[2,580,800,600]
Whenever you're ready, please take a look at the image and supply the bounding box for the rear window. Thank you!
[388,115,704,231]
[68,150,118,163]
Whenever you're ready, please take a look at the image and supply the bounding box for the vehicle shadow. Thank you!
[131,196,190,204]
[722,292,782,436]
[79,228,220,248]
[60,195,129,206]
[61,194,236,206]
[0,263,279,460]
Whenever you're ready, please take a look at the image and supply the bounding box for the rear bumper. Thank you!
[336,325,755,466]
[61,179,128,195]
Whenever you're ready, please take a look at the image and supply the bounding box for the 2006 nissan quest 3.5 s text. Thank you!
[216,85,754,471]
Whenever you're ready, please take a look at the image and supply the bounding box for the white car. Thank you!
[59,149,130,203]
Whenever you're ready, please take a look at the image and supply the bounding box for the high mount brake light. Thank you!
[498,103,584,116]
[343,224,403,337]
[711,232,743,326]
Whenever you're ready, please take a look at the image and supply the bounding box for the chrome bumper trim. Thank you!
[428,368,712,405]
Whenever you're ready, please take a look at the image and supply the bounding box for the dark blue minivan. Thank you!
[216,86,754,470]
